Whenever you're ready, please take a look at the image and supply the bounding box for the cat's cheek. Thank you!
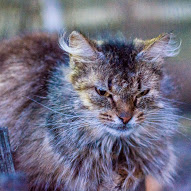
[128,116,137,126]
[113,115,123,125]
[133,110,145,123]
[134,97,143,108]
[77,91,98,110]
[156,102,164,109]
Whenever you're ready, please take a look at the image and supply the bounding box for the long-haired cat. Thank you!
[0,31,180,191]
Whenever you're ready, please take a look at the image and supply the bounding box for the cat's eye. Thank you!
[136,89,150,98]
[134,98,137,106]
[95,87,110,97]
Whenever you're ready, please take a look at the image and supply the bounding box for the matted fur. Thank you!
[0,31,181,191]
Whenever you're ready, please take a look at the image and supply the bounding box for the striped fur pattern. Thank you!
[0,31,180,190]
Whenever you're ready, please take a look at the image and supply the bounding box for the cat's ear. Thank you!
[135,33,181,63]
[59,31,99,63]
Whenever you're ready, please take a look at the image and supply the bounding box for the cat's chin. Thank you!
[105,125,135,137]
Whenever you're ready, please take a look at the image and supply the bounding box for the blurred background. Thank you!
[0,0,190,190]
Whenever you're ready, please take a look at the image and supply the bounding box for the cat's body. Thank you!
[0,31,180,191]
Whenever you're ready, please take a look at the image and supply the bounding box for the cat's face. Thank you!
[60,31,180,136]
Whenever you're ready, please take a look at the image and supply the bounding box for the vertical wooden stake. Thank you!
[0,127,15,174]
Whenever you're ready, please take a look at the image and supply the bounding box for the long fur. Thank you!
[59,31,103,63]
[0,32,181,191]
[136,33,181,63]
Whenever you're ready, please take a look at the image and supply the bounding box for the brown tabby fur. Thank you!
[0,31,180,191]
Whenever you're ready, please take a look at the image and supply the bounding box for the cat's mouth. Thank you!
[110,124,133,131]
[99,114,136,135]
[104,123,135,136]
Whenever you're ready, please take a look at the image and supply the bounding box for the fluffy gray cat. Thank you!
[0,31,181,191]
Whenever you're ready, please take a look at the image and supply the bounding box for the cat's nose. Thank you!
[118,112,132,124]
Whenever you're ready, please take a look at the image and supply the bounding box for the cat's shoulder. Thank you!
[0,32,66,75]
[0,32,67,106]
[0,32,63,59]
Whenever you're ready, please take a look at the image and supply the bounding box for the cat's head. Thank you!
[60,31,181,137]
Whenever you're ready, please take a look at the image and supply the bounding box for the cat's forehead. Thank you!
[96,63,135,84]
[111,72,139,93]
[100,41,137,66]
[97,42,137,78]
[98,42,136,74]
[94,64,138,95]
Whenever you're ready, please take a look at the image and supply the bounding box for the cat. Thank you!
[0,31,181,191]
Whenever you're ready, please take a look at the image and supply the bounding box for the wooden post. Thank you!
[0,127,28,190]
[0,127,15,174]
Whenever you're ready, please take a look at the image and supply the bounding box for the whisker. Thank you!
[25,96,75,117]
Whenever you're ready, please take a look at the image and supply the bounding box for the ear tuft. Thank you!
[136,33,181,63]
[59,31,98,62]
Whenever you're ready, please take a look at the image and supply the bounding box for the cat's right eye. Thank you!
[136,89,150,98]
[95,87,110,97]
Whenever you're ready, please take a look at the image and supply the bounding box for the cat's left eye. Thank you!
[136,89,150,98]
[95,87,110,97]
